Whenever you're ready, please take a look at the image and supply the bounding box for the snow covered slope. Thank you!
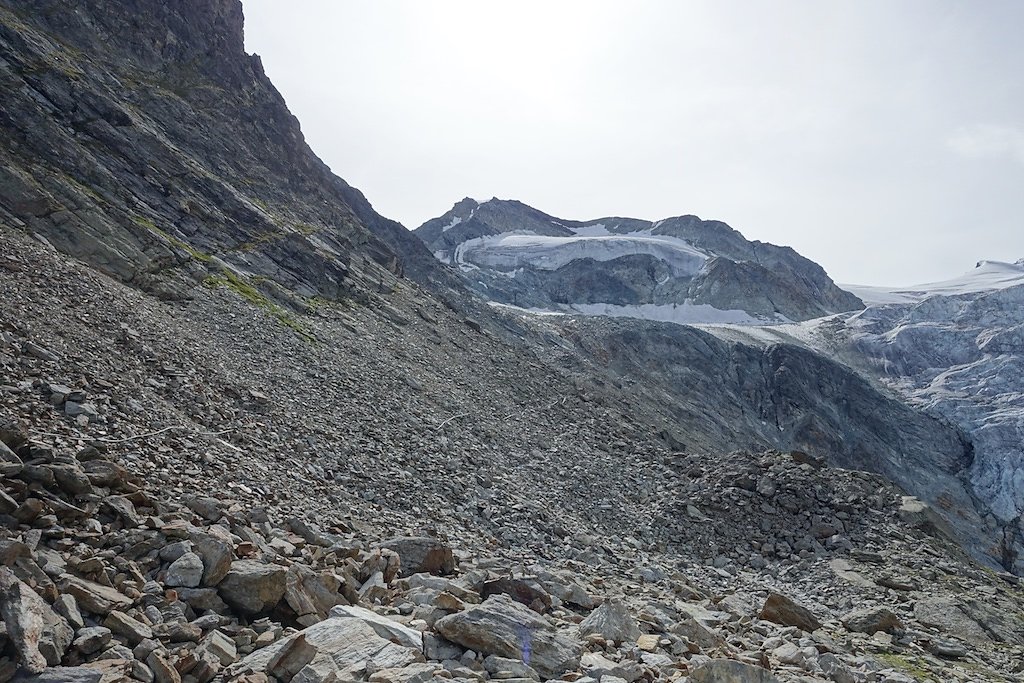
[698,259,1024,572]
[415,198,863,323]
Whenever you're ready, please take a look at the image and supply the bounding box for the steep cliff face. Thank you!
[415,198,863,322]
[0,0,444,306]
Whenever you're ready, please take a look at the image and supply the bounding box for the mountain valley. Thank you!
[1,2,1023,683]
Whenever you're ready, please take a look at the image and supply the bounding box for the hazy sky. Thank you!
[242,0,1024,285]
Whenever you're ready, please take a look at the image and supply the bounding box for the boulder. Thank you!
[165,551,205,588]
[61,575,134,615]
[758,593,821,632]
[237,616,420,680]
[841,607,903,634]
[434,594,581,678]
[218,560,288,615]
[329,604,423,650]
[382,537,455,577]
[579,598,641,644]
[0,568,73,671]
[689,659,782,682]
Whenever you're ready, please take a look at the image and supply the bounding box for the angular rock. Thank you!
[73,626,113,655]
[579,599,641,644]
[689,659,781,682]
[10,667,103,682]
[382,537,455,577]
[165,551,204,588]
[197,630,238,666]
[188,530,234,586]
[329,604,423,650]
[1,567,72,671]
[217,560,288,615]
[104,609,154,644]
[841,607,903,634]
[434,594,581,678]
[62,575,134,615]
[758,593,821,632]
[285,563,344,625]
[239,616,419,680]
[1,440,25,476]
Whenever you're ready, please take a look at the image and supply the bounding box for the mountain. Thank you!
[415,198,864,323]
[1,2,1023,682]
[0,0,449,310]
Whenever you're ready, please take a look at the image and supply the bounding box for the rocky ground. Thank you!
[3,224,1024,682]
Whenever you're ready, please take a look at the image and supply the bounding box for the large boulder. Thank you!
[758,593,821,632]
[841,607,904,634]
[578,599,641,644]
[217,560,288,615]
[434,594,581,678]
[689,659,782,682]
[381,537,455,577]
[236,616,421,680]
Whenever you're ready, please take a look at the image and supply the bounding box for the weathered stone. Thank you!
[841,607,903,634]
[579,599,641,644]
[165,552,205,588]
[104,609,154,644]
[74,626,113,654]
[50,462,93,495]
[147,650,182,683]
[758,593,821,632]
[381,537,455,577]
[10,666,103,682]
[217,560,288,615]
[0,567,72,671]
[239,616,419,680]
[62,575,134,615]
[285,563,345,624]
[197,629,238,666]
[1,440,25,476]
[329,604,423,650]
[179,588,230,613]
[188,530,234,586]
[434,594,581,678]
[368,662,438,683]
[579,652,642,683]
[481,578,552,613]
[689,659,781,682]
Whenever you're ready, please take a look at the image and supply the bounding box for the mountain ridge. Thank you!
[414,197,864,323]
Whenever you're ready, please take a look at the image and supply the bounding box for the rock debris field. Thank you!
[2,224,1024,682]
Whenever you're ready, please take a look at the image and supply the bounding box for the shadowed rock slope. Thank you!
[0,0,447,308]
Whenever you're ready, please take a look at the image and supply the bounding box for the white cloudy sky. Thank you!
[242,0,1024,285]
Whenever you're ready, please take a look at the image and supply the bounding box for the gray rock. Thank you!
[689,659,782,682]
[758,593,821,632]
[434,594,581,678]
[238,616,418,679]
[382,537,456,577]
[73,626,113,654]
[165,551,204,588]
[841,606,903,634]
[578,599,641,644]
[61,576,134,615]
[104,609,154,644]
[329,604,423,650]
[217,560,288,615]
[11,667,103,682]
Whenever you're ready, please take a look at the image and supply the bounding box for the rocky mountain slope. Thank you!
[414,199,863,323]
[0,0,449,310]
[2,1,1023,682]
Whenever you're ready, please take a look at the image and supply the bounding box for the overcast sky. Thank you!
[242,0,1023,286]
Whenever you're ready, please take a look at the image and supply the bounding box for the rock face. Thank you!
[578,599,641,644]
[414,198,863,323]
[382,537,455,577]
[0,0,448,312]
[217,560,288,615]
[434,595,582,678]
[835,264,1024,573]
